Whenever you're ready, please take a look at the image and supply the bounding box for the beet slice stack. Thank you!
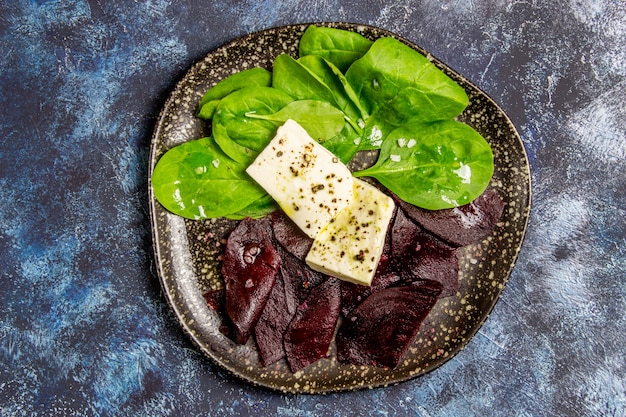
[204,185,506,372]
[254,247,326,366]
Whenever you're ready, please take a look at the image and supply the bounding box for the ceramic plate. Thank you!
[148,23,531,394]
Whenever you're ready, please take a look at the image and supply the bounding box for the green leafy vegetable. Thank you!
[299,25,373,72]
[317,123,363,164]
[245,99,346,141]
[345,37,469,142]
[151,137,268,219]
[227,194,277,220]
[272,54,366,160]
[197,67,272,119]
[274,54,363,125]
[297,54,368,122]
[273,54,341,109]
[354,120,494,210]
[153,25,496,219]
[212,86,294,164]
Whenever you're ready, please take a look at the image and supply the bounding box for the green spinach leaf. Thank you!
[354,120,494,210]
[273,54,361,122]
[227,194,278,220]
[297,54,368,123]
[345,37,468,135]
[245,99,345,141]
[197,67,272,120]
[212,86,294,164]
[273,54,333,101]
[299,25,373,72]
[319,123,363,163]
[152,137,268,219]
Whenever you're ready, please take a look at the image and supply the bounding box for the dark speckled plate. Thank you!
[148,23,531,394]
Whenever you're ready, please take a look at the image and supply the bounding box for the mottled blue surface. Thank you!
[1,0,624,416]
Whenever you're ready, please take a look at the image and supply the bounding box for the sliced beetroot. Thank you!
[393,188,505,247]
[284,278,341,373]
[391,207,460,298]
[254,246,328,367]
[270,210,313,260]
[202,288,224,311]
[222,217,281,344]
[254,274,291,366]
[255,247,327,367]
[279,247,326,315]
[406,242,459,298]
[202,288,235,338]
[340,269,404,317]
[336,283,442,369]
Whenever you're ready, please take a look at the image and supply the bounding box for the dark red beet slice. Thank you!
[393,188,505,247]
[279,247,326,315]
[391,207,460,298]
[255,247,328,367]
[284,278,341,372]
[202,288,235,338]
[254,274,290,366]
[222,217,281,344]
[270,210,313,260]
[336,283,442,369]
[203,288,224,311]
[341,270,404,317]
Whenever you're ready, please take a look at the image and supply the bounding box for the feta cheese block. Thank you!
[305,178,395,286]
[246,119,354,239]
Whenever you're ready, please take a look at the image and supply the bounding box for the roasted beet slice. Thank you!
[391,207,460,298]
[254,274,291,366]
[270,210,313,260]
[279,247,326,315]
[202,288,235,338]
[222,217,281,344]
[341,270,404,317]
[255,247,326,367]
[336,283,442,369]
[203,288,224,311]
[393,188,505,247]
[284,278,341,372]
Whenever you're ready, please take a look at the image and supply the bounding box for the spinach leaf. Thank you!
[345,37,468,133]
[354,120,494,210]
[273,54,367,157]
[273,54,333,101]
[297,54,368,123]
[273,54,361,121]
[245,99,362,163]
[152,137,268,219]
[227,194,277,220]
[299,25,373,72]
[319,123,363,164]
[212,86,294,164]
[197,67,272,120]
[245,99,345,141]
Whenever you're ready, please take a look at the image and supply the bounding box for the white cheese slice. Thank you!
[246,119,354,238]
[305,178,395,286]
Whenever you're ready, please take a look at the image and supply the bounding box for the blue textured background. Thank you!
[1,1,624,416]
